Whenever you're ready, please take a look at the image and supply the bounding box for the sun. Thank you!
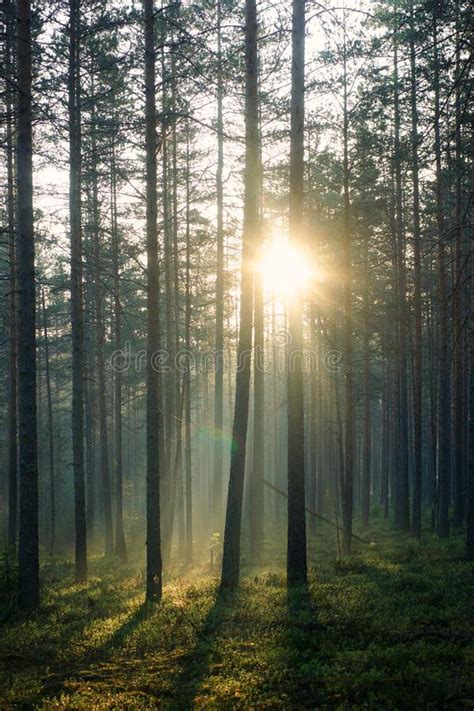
[257,236,314,301]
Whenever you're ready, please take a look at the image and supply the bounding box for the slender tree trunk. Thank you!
[393,27,410,532]
[287,0,307,583]
[381,357,389,518]
[170,18,184,558]
[466,264,474,559]
[111,141,127,561]
[84,270,96,537]
[16,0,39,609]
[250,252,264,563]
[452,10,464,529]
[69,0,87,582]
[361,238,371,528]
[433,14,450,538]
[220,0,258,591]
[271,296,281,525]
[341,20,354,554]
[41,290,56,556]
[308,302,318,535]
[5,0,18,550]
[427,299,438,531]
[185,121,193,564]
[250,104,264,564]
[213,0,225,533]
[410,0,422,538]
[90,125,113,557]
[160,18,177,553]
[144,0,162,602]
[316,313,324,513]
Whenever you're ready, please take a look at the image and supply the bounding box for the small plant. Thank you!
[209,532,222,571]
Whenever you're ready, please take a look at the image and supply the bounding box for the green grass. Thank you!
[0,520,473,709]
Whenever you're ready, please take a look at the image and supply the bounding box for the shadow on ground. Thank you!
[279,582,323,709]
[163,590,230,709]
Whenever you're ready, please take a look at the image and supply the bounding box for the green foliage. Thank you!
[0,526,472,709]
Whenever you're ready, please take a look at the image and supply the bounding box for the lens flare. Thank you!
[257,236,314,300]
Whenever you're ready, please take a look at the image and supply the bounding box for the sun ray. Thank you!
[257,235,315,301]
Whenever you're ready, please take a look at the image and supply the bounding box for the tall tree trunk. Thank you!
[287,0,307,583]
[68,0,87,582]
[111,141,127,561]
[185,121,193,564]
[452,9,464,529]
[433,14,450,538]
[341,18,353,554]
[84,268,96,537]
[213,0,225,533]
[250,93,264,565]
[220,0,258,591]
[41,290,56,556]
[393,25,410,532]
[271,296,281,525]
[250,240,264,563]
[144,0,162,602]
[381,353,390,518]
[160,17,177,554]
[361,238,371,528]
[466,262,474,559]
[90,124,113,557]
[308,301,318,535]
[5,0,18,550]
[410,0,422,538]
[170,17,183,558]
[16,0,39,609]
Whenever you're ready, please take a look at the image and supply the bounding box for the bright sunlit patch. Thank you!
[258,236,314,301]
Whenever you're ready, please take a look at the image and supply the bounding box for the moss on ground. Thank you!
[0,519,473,709]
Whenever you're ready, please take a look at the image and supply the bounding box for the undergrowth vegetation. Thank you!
[1,519,473,709]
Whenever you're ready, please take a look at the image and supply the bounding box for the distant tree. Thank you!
[433,9,450,539]
[111,141,127,562]
[41,289,56,555]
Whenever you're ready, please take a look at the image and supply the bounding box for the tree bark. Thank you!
[41,290,56,556]
[89,116,113,557]
[220,0,258,591]
[5,0,18,550]
[341,16,353,554]
[111,140,127,561]
[452,8,464,529]
[16,0,40,609]
[69,0,87,582]
[409,0,422,538]
[250,88,264,565]
[287,0,307,583]
[144,0,162,602]
[393,26,410,532]
[185,121,193,564]
[213,0,225,533]
[361,237,371,529]
[466,262,474,559]
[433,13,450,538]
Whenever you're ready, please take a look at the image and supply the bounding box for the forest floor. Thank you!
[0,516,473,710]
